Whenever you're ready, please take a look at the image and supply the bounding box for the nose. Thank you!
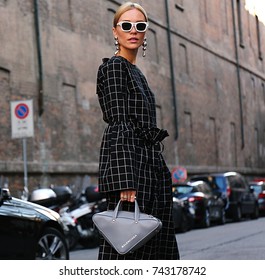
[130,26,137,33]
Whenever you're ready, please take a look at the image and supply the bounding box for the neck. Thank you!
[117,49,138,64]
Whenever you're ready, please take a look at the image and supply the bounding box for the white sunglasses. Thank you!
[116,21,149,32]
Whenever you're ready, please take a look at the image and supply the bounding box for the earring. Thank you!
[142,37,147,57]
[114,37,119,55]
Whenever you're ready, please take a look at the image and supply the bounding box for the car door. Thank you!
[0,199,25,259]
[14,199,42,254]
[197,182,220,219]
[237,176,256,214]
[204,184,222,219]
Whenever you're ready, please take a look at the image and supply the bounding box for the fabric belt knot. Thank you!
[134,127,169,145]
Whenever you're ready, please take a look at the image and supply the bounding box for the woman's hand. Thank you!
[120,189,136,202]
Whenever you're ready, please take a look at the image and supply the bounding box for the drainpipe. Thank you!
[34,0,48,184]
[34,0,44,116]
[165,0,178,140]
[231,0,244,149]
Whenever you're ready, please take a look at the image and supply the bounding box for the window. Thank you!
[56,0,73,31]
[222,0,229,35]
[263,129,265,158]
[230,122,237,166]
[255,127,259,165]
[209,117,218,166]
[156,105,163,129]
[179,43,189,79]
[236,0,244,48]
[262,83,265,105]
[251,76,256,101]
[229,175,243,189]
[204,0,209,23]
[204,0,219,25]
[60,83,79,159]
[107,8,115,46]
[0,67,10,92]
[0,68,11,153]
[255,15,263,60]
[236,176,247,190]
[184,112,193,144]
[147,28,159,63]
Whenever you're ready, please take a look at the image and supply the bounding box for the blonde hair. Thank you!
[113,2,148,27]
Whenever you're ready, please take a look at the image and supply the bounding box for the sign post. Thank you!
[10,100,34,195]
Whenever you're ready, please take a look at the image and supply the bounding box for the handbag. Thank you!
[92,199,162,255]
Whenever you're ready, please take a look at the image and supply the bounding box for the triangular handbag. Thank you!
[92,199,162,255]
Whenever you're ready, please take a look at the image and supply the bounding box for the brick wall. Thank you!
[0,0,265,194]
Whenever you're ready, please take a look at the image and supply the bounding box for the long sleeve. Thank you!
[97,57,138,192]
[97,57,128,124]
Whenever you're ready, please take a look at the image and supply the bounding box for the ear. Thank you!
[113,27,117,39]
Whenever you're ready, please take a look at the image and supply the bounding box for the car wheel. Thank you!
[179,211,189,233]
[219,208,226,225]
[35,227,69,260]
[233,205,242,222]
[201,209,210,228]
[66,226,79,251]
[79,227,100,249]
[250,204,259,220]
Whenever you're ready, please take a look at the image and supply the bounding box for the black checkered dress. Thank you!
[96,56,180,260]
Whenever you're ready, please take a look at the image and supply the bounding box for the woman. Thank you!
[96,1,180,260]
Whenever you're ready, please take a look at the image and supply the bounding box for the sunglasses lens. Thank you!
[121,22,132,31]
[136,23,147,32]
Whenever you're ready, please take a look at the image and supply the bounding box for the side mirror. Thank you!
[0,187,12,205]
[249,187,254,194]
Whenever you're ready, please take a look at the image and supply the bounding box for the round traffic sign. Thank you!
[172,166,187,183]
[15,103,29,119]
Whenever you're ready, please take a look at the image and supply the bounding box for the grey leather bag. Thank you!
[92,199,162,255]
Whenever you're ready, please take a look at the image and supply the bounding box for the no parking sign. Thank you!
[11,100,34,139]
[171,166,187,183]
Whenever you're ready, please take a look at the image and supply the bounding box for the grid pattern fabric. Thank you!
[96,56,180,260]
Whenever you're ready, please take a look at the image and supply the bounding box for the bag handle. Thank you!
[113,199,140,222]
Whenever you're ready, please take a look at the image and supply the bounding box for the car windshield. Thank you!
[175,186,194,194]
[213,176,227,193]
[249,184,262,195]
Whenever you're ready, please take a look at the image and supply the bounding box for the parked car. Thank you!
[172,181,225,228]
[190,172,259,221]
[172,184,195,233]
[249,181,265,215]
[0,186,69,260]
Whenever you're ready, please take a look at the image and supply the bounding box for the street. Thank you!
[70,216,265,260]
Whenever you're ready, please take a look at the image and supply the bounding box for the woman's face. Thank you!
[113,8,147,56]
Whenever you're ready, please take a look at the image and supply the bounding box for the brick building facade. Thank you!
[0,0,265,194]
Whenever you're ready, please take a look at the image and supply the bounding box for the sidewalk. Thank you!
[70,247,98,260]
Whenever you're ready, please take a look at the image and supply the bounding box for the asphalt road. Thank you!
[70,216,265,260]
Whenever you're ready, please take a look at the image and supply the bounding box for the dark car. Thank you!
[172,184,195,233]
[249,181,265,215]
[190,172,259,222]
[0,186,69,260]
[172,181,225,228]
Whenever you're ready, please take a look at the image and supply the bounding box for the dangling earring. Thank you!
[142,37,147,57]
[114,37,119,55]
